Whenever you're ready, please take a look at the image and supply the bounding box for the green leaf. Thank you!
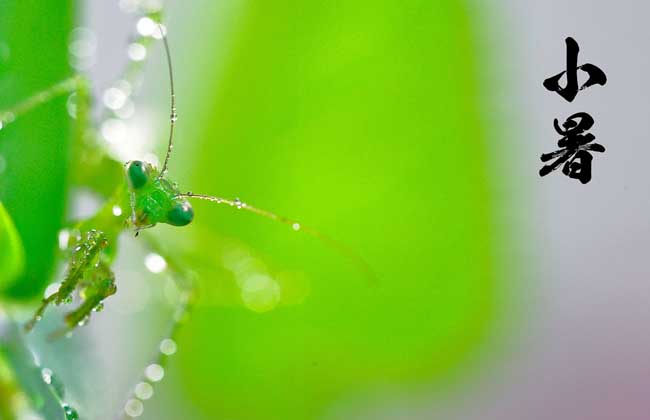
[0,202,24,293]
[149,1,501,419]
[0,0,75,299]
[0,322,77,420]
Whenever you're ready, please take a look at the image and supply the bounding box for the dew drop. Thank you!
[128,42,147,61]
[144,253,167,274]
[68,27,97,71]
[42,368,65,399]
[145,364,164,382]
[241,274,281,312]
[159,338,177,356]
[103,87,128,110]
[77,316,89,327]
[125,398,144,417]
[134,382,154,400]
[58,229,70,250]
[45,282,60,298]
[41,368,52,385]
[92,302,104,312]
[170,112,178,123]
[112,205,123,217]
[292,223,301,231]
[62,403,78,420]
[136,17,156,37]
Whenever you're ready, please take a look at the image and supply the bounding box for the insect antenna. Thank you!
[177,193,377,283]
[157,23,177,178]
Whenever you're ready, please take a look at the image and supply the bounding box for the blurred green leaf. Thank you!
[0,323,76,420]
[0,0,75,299]
[0,202,24,293]
[147,1,501,419]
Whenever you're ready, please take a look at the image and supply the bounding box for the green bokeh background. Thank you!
[0,1,507,419]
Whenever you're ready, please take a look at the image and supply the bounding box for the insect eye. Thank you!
[167,201,194,227]
[127,160,148,189]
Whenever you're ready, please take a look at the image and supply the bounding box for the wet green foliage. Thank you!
[0,323,79,419]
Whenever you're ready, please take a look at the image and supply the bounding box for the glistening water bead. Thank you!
[144,363,164,382]
[62,403,79,420]
[125,399,144,417]
[134,382,154,400]
[159,338,177,355]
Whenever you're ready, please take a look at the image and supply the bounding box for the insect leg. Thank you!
[23,294,57,332]
[48,263,117,340]
[24,230,108,333]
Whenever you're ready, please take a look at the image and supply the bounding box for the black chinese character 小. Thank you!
[543,37,607,103]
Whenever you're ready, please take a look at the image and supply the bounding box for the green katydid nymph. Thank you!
[18,24,373,339]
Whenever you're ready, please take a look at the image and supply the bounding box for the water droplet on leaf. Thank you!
[62,403,78,420]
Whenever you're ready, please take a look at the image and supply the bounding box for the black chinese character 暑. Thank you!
[543,37,607,102]
[539,112,605,184]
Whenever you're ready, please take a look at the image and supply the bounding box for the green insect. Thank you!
[0,22,371,340]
